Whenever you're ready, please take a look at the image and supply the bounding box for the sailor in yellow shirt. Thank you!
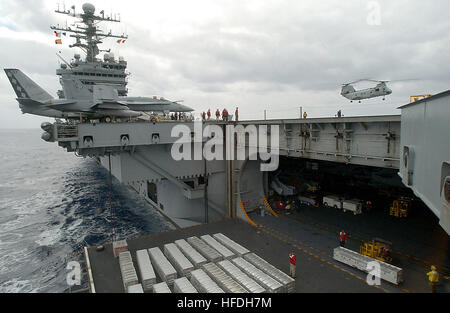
[427,265,439,293]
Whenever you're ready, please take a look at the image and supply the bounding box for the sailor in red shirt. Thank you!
[207,109,211,120]
[289,252,296,278]
[222,108,229,121]
[339,230,348,247]
[275,200,285,210]
[365,200,372,212]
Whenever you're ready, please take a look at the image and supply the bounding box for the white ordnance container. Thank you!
[202,262,248,293]
[200,234,235,259]
[213,233,250,257]
[190,269,224,293]
[187,236,222,262]
[164,243,195,278]
[136,249,156,291]
[118,251,139,291]
[175,239,207,268]
[243,253,295,293]
[153,282,172,293]
[232,257,283,293]
[173,277,198,293]
[333,247,403,285]
[217,259,265,293]
[148,247,177,286]
[127,283,144,293]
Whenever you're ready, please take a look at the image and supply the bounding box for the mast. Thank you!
[50,3,127,62]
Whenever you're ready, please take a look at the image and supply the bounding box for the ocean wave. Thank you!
[0,129,173,292]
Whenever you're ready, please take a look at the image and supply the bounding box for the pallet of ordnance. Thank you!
[217,259,265,293]
[152,282,172,293]
[173,277,198,293]
[213,233,250,257]
[136,249,156,291]
[190,269,224,293]
[202,262,248,293]
[200,234,235,260]
[243,253,295,293]
[175,239,207,268]
[187,236,222,262]
[232,257,284,293]
[333,247,403,285]
[127,283,144,293]
[164,243,195,278]
[148,247,177,286]
[118,251,139,291]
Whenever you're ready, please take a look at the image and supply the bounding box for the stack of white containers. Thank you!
[187,236,222,262]
[164,243,195,278]
[190,269,224,293]
[217,259,265,293]
[200,235,235,260]
[173,277,198,293]
[174,239,207,268]
[232,257,283,293]
[244,253,295,293]
[118,251,139,291]
[202,262,248,293]
[152,282,172,293]
[148,247,177,286]
[213,233,250,257]
[136,249,157,291]
[127,283,144,293]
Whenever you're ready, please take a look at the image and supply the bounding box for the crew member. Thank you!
[337,110,342,118]
[365,200,372,212]
[207,109,211,120]
[427,265,439,293]
[289,252,296,278]
[339,230,348,247]
[303,111,307,119]
[202,111,206,121]
[235,107,239,121]
[222,108,229,121]
[275,199,285,210]
[215,109,220,120]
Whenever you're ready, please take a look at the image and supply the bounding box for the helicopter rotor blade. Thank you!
[342,78,372,85]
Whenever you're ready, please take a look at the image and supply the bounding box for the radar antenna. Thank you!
[50,3,128,62]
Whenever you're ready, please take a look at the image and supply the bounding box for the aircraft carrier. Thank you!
[4,3,449,294]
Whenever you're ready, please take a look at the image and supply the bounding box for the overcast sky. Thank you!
[1,0,449,128]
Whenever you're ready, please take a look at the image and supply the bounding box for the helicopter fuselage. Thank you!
[341,83,392,101]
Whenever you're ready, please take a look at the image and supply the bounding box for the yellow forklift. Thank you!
[390,197,412,218]
[360,238,393,263]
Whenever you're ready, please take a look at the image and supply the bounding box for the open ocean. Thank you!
[0,129,174,293]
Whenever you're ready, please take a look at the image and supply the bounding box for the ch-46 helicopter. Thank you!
[341,79,393,102]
